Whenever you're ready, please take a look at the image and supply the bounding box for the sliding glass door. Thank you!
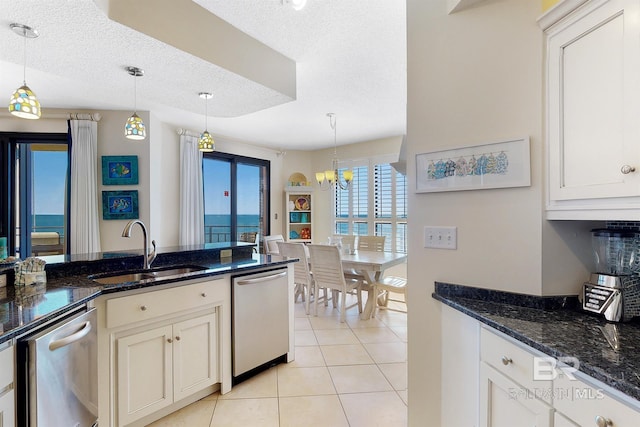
[0,133,69,258]
[202,152,269,249]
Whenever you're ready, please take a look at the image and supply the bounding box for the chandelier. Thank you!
[316,113,352,191]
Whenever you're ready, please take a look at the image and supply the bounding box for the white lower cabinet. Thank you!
[116,312,217,426]
[97,276,231,427]
[0,389,15,427]
[0,344,15,427]
[554,373,640,427]
[554,411,580,427]
[479,327,640,427]
[117,324,173,426]
[480,362,553,427]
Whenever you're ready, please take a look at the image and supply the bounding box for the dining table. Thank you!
[339,250,407,320]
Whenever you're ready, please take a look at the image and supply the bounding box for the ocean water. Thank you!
[33,214,65,236]
[29,214,260,241]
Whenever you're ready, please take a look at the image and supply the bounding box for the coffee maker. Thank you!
[582,229,640,322]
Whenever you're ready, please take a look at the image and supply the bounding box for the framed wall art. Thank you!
[102,155,138,185]
[102,190,139,220]
[415,137,531,193]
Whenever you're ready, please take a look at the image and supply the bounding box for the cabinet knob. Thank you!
[175,336,181,341]
[167,338,172,343]
[140,305,147,311]
[595,415,613,427]
[201,292,207,297]
[501,356,513,365]
[621,165,636,174]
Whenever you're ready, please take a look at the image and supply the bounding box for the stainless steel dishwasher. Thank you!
[232,267,289,381]
[16,306,98,427]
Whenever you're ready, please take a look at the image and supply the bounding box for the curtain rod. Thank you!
[0,111,101,121]
[67,113,101,121]
[176,128,200,137]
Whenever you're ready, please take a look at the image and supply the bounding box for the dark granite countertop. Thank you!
[433,282,640,403]
[0,244,293,345]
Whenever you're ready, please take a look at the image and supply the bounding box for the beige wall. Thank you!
[406,0,596,424]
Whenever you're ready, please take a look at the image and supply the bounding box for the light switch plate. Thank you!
[424,226,457,250]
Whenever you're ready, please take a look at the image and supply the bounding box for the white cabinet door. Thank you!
[117,324,173,426]
[0,389,15,427]
[546,0,640,212]
[173,313,218,402]
[554,412,580,427]
[554,373,640,427]
[479,363,553,427]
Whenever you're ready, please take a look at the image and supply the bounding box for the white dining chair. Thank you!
[373,276,407,315]
[332,234,356,253]
[264,234,285,254]
[277,241,316,314]
[308,244,363,322]
[357,235,386,252]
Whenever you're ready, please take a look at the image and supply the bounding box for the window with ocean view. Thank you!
[1,134,69,257]
[333,156,407,253]
[203,152,269,250]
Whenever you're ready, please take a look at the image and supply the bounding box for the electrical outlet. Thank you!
[424,226,457,250]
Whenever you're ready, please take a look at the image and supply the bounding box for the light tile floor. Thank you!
[148,293,407,427]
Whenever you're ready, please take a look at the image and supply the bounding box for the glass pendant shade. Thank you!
[9,24,41,120]
[199,130,214,152]
[125,66,146,140]
[199,92,214,152]
[124,112,146,140]
[9,84,41,119]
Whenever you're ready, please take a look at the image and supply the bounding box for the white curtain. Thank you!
[69,119,101,254]
[179,134,205,245]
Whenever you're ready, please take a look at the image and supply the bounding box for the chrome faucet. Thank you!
[122,219,157,270]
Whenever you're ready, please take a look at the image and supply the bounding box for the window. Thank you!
[333,156,407,253]
[202,152,270,247]
[0,133,70,257]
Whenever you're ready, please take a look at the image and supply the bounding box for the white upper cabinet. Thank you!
[544,0,640,219]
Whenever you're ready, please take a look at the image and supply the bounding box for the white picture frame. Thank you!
[415,137,531,193]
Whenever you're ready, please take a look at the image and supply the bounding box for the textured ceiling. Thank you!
[0,0,406,150]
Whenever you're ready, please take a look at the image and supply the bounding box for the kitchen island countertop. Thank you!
[433,282,640,403]
[0,245,294,344]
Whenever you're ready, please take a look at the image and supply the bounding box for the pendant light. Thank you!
[198,92,214,152]
[124,66,146,140]
[8,23,41,120]
[316,113,353,190]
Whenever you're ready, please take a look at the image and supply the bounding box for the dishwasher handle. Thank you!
[235,270,287,285]
[48,320,92,351]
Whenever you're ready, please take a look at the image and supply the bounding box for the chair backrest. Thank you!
[277,241,312,286]
[239,231,259,253]
[357,235,386,252]
[307,244,346,291]
[264,234,285,254]
[333,235,355,251]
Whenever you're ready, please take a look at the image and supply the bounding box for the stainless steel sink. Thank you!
[89,265,208,285]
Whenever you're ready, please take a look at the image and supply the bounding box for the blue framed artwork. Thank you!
[102,155,138,185]
[102,190,139,220]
